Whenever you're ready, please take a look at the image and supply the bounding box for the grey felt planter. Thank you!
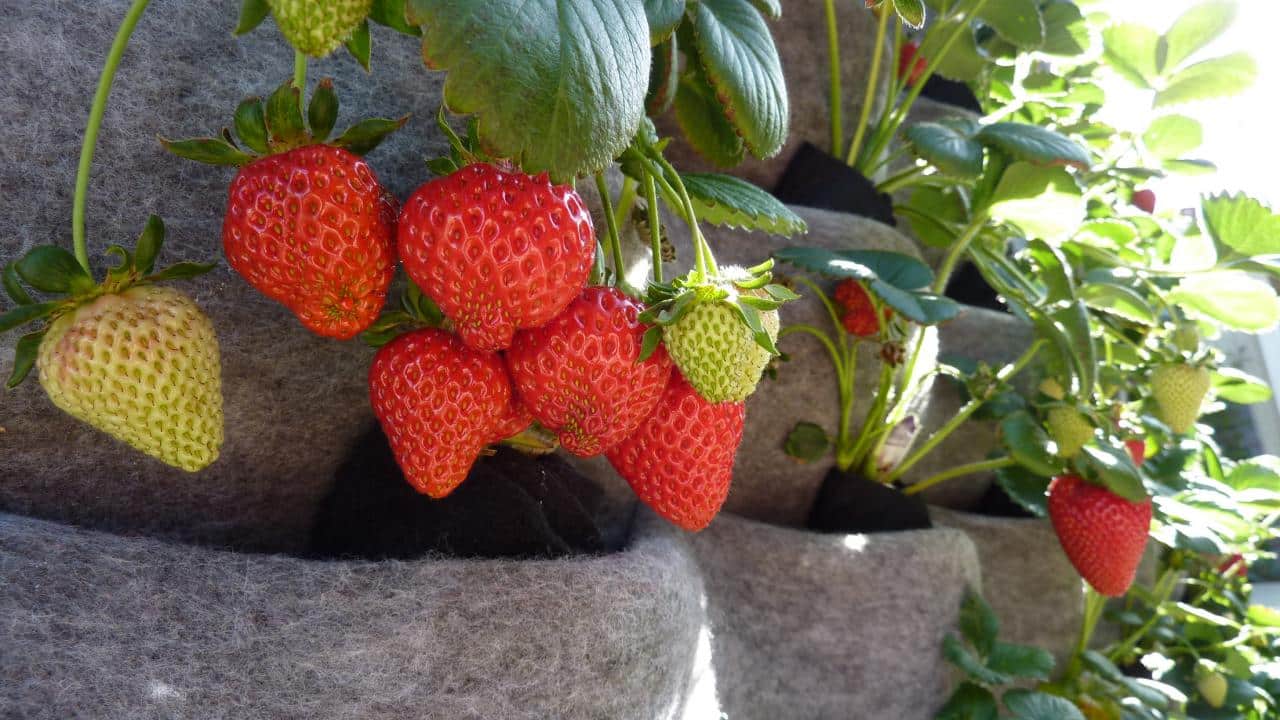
[929,506,1083,664]
[0,0,450,552]
[687,208,939,526]
[687,512,982,720]
[905,305,1036,509]
[0,508,707,720]
[656,0,891,190]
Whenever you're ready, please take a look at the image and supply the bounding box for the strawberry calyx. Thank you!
[638,258,798,361]
[0,215,215,388]
[161,78,407,167]
[360,279,449,348]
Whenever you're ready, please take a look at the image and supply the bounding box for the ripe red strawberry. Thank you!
[489,392,533,444]
[898,41,927,87]
[1124,438,1146,466]
[1048,474,1152,596]
[224,145,397,339]
[833,279,890,337]
[368,328,512,497]
[507,286,673,456]
[606,371,746,531]
[398,163,596,352]
[1132,189,1156,214]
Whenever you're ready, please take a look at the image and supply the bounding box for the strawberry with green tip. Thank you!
[164,79,404,340]
[650,264,793,404]
[396,162,596,352]
[1047,405,1094,458]
[368,327,513,497]
[267,0,373,57]
[1151,362,1210,435]
[1,217,223,472]
[1048,474,1152,596]
[607,371,746,531]
[506,286,673,456]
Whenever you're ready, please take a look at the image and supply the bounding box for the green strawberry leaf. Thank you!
[943,635,1008,686]
[1162,158,1216,175]
[999,411,1061,478]
[1159,0,1238,73]
[975,123,1089,169]
[784,421,831,462]
[1155,52,1256,108]
[3,263,33,305]
[936,682,998,720]
[995,464,1050,517]
[1001,689,1085,720]
[1212,367,1272,405]
[147,262,218,283]
[674,68,745,168]
[307,80,340,142]
[905,122,983,177]
[986,642,1054,681]
[1078,282,1155,325]
[264,80,307,150]
[987,163,1084,241]
[1075,443,1147,503]
[977,0,1043,49]
[7,330,44,388]
[1040,2,1090,58]
[16,246,94,295]
[1142,114,1202,159]
[958,589,999,657]
[369,0,422,36]
[679,172,807,236]
[1167,271,1280,331]
[133,215,165,276]
[642,0,685,44]
[1201,192,1280,258]
[1103,23,1159,89]
[0,302,58,334]
[234,0,270,35]
[233,97,269,155]
[688,0,787,158]
[925,19,987,83]
[774,247,933,289]
[345,20,372,71]
[646,37,679,115]
[749,0,781,20]
[407,0,649,181]
[160,136,254,166]
[333,116,410,155]
[894,0,926,29]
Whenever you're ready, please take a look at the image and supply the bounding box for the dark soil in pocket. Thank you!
[773,142,896,226]
[806,467,933,533]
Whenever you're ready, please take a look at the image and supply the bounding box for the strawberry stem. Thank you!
[643,173,663,284]
[72,0,153,275]
[902,457,1015,496]
[1066,586,1108,681]
[293,50,307,90]
[843,1,887,168]
[594,172,630,292]
[822,0,843,156]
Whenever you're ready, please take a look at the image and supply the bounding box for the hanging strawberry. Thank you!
[163,78,405,340]
[1048,473,1152,597]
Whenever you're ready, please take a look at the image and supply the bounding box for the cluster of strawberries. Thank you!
[210,132,745,530]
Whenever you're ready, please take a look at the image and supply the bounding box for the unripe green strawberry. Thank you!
[36,286,223,472]
[1195,662,1229,708]
[662,287,779,404]
[1151,363,1210,435]
[268,0,373,57]
[1047,406,1093,458]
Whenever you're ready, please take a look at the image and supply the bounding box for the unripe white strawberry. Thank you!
[1151,363,1210,435]
[663,288,779,404]
[268,0,373,57]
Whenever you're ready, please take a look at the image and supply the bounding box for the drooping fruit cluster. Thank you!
[833,278,889,337]
[1150,362,1210,435]
[1048,474,1152,596]
[165,78,404,340]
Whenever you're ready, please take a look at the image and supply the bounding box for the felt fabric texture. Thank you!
[688,209,937,527]
[656,0,892,190]
[907,306,1036,509]
[930,507,1083,665]
[0,509,707,720]
[0,0,451,552]
[688,513,982,720]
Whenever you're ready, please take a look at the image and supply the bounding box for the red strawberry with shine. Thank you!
[507,286,673,456]
[607,371,745,531]
[1132,188,1156,214]
[1125,438,1146,466]
[397,163,596,352]
[224,145,397,339]
[834,279,890,337]
[1048,474,1152,596]
[898,41,927,86]
[369,328,512,498]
